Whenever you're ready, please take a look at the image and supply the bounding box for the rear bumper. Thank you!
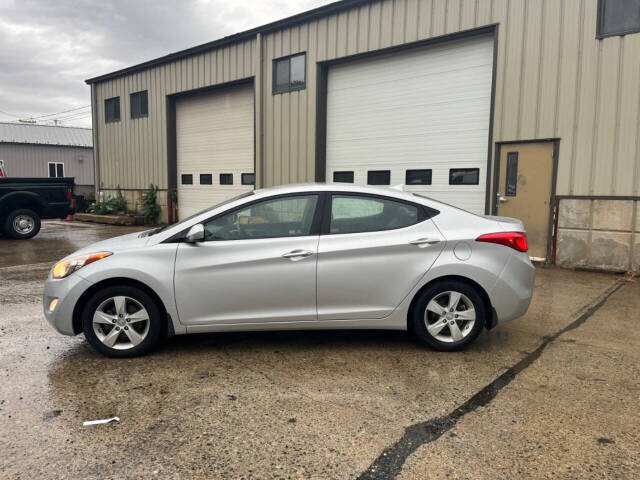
[488,252,535,324]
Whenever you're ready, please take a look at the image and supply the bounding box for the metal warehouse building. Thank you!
[0,123,94,196]
[87,0,640,272]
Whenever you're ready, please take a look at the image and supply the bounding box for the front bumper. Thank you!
[43,273,93,336]
[489,252,535,324]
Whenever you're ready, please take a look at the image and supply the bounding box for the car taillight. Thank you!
[67,187,72,202]
[476,232,528,252]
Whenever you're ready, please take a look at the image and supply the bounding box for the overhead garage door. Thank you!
[326,35,494,214]
[176,83,254,220]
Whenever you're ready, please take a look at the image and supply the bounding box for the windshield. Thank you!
[146,191,254,236]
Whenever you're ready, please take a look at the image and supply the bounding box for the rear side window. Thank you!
[329,195,419,234]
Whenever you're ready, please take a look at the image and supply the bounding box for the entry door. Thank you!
[496,142,555,260]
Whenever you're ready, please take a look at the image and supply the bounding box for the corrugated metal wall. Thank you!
[93,38,256,191]
[0,143,94,185]
[93,0,640,198]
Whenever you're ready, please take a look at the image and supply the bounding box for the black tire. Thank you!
[411,280,486,351]
[3,208,41,239]
[82,285,163,358]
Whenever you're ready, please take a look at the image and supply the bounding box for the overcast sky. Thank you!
[0,0,331,128]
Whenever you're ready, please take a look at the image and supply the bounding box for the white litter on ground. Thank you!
[82,416,120,426]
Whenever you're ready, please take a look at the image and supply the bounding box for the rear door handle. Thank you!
[409,238,441,247]
[282,249,314,259]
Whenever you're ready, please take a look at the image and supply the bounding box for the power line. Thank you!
[28,104,91,120]
[0,109,21,118]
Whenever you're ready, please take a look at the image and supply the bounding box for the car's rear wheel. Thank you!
[3,208,41,239]
[411,280,486,351]
[82,285,163,358]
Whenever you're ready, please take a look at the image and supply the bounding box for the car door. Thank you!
[174,193,321,326]
[317,193,444,320]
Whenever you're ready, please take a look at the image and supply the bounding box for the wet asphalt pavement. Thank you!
[0,221,638,479]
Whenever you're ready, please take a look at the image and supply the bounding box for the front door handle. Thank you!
[282,249,314,259]
[409,238,441,247]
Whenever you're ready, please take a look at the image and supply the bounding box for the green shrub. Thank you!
[141,184,161,223]
[87,189,127,215]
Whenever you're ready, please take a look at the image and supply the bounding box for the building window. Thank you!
[367,170,391,185]
[449,168,479,185]
[505,153,518,196]
[200,174,212,185]
[333,171,354,183]
[273,53,306,94]
[130,90,148,119]
[181,174,193,185]
[105,97,120,123]
[405,169,432,185]
[48,162,64,178]
[220,173,233,185]
[241,173,255,185]
[597,0,640,38]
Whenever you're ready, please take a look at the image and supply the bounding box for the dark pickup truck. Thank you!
[0,177,74,239]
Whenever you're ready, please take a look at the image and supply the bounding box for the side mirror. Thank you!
[185,224,204,243]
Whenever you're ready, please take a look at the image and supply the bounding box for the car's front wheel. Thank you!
[82,285,163,358]
[411,280,486,351]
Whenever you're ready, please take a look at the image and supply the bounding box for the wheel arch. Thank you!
[72,277,172,336]
[406,275,497,331]
[0,192,45,216]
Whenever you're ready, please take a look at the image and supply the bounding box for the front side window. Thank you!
[273,53,306,94]
[597,0,640,37]
[48,162,64,178]
[330,195,419,234]
[204,195,318,241]
[105,97,120,123]
[130,90,148,119]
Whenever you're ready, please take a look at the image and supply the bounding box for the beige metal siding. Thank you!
[258,0,640,197]
[0,143,94,185]
[93,0,640,198]
[94,38,256,191]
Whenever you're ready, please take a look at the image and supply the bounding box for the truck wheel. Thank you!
[3,209,41,239]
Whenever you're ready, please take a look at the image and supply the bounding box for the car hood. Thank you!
[70,231,150,256]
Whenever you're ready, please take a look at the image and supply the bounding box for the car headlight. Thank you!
[52,252,112,279]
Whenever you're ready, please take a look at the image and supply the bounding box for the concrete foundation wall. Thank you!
[556,198,640,272]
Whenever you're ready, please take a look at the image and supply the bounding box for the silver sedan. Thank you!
[43,184,535,357]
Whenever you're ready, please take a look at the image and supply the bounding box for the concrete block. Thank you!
[556,229,589,267]
[558,199,591,229]
[589,231,631,272]
[592,199,633,231]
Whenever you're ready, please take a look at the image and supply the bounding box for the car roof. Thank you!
[254,182,418,201]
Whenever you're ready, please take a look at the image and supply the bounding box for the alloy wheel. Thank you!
[92,296,150,350]
[423,290,476,343]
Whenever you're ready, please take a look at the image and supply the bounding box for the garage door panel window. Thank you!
[220,173,233,185]
[181,174,193,185]
[204,195,319,241]
[273,53,306,94]
[330,195,419,234]
[333,171,354,183]
[367,170,391,185]
[241,173,255,185]
[449,168,479,185]
[200,174,212,185]
[406,169,432,185]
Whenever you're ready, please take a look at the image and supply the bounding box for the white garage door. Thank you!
[326,35,493,214]
[176,83,254,220]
